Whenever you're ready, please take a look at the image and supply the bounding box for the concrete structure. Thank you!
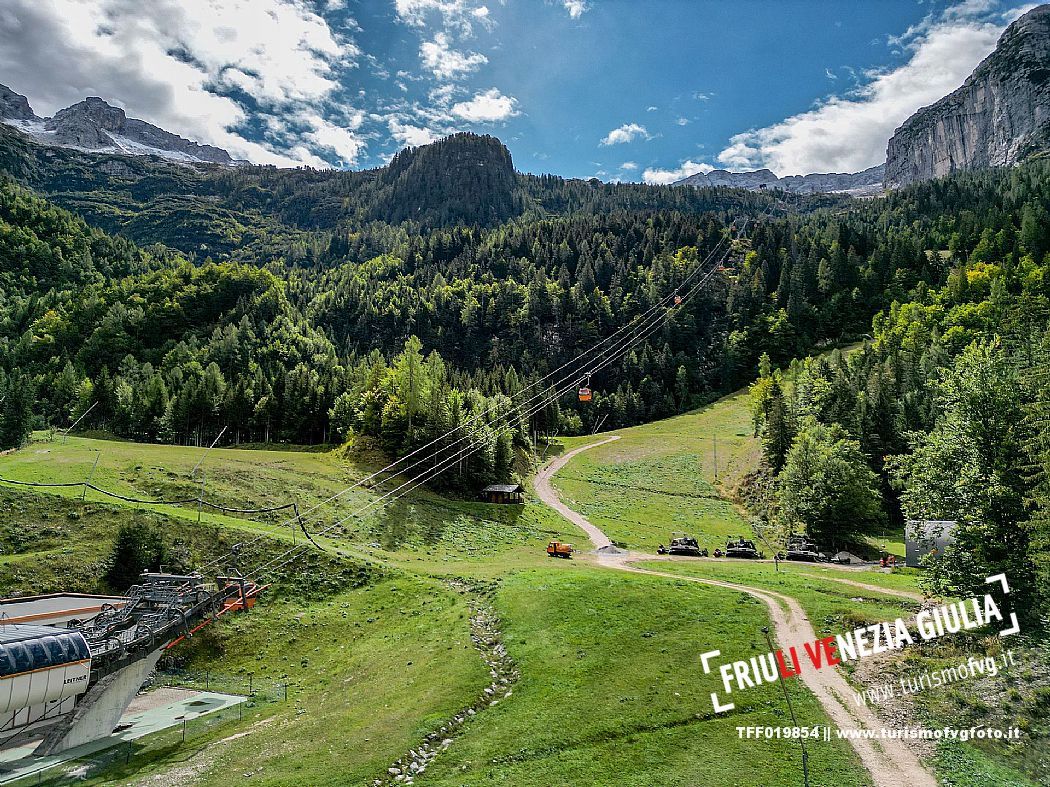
[905,520,957,568]
[34,648,164,755]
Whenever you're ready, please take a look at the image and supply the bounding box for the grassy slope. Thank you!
[7,384,1029,786]
[0,435,570,567]
[78,574,490,787]
[0,427,876,786]
[0,488,490,787]
[635,560,921,638]
[422,567,871,787]
[553,389,758,550]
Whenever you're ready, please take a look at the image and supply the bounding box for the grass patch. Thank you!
[552,390,758,550]
[420,567,872,787]
[635,559,921,637]
[67,573,488,787]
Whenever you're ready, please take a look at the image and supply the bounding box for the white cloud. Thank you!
[0,0,364,167]
[395,0,492,34]
[825,68,837,80]
[420,32,487,79]
[620,161,637,170]
[388,118,439,147]
[716,5,1004,174]
[1001,3,1040,21]
[600,122,649,145]
[451,88,519,122]
[563,1,589,19]
[643,160,713,185]
[676,117,690,126]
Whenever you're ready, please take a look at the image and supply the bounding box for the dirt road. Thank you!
[532,436,621,550]
[532,438,939,787]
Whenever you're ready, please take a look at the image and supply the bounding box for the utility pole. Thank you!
[763,626,809,786]
[712,435,719,483]
[192,426,227,523]
[63,401,98,444]
[82,450,101,502]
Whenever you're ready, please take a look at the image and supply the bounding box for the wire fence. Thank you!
[153,668,289,702]
[6,671,290,786]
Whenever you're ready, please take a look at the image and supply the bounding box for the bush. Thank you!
[104,521,169,590]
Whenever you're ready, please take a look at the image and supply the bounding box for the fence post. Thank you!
[206,671,210,691]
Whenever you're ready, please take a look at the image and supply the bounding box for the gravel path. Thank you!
[532,437,939,787]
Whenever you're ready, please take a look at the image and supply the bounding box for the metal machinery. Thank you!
[784,534,824,563]
[657,533,705,557]
[547,541,574,558]
[724,537,760,559]
[0,572,263,753]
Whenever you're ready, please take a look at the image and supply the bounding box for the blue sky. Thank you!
[0,0,1037,180]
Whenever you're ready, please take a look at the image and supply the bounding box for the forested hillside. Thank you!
[3,129,1050,522]
[749,161,1050,615]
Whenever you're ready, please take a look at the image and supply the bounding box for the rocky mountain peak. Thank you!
[0,84,36,121]
[885,4,1050,187]
[676,164,885,196]
[49,97,128,133]
[0,83,237,166]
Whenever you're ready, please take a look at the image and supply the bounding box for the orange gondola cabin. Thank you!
[578,387,592,402]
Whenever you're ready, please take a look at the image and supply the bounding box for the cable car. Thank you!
[578,387,592,402]
[673,295,682,305]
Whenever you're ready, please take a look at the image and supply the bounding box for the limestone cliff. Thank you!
[885,4,1050,187]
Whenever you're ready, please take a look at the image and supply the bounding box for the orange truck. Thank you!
[546,540,574,559]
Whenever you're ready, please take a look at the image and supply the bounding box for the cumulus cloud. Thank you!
[563,1,589,19]
[642,160,713,185]
[715,3,1007,174]
[420,32,487,79]
[620,161,638,170]
[0,0,364,166]
[388,118,439,147]
[395,0,492,34]
[451,88,519,122]
[600,122,650,145]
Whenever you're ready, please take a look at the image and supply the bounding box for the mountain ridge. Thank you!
[0,84,238,166]
[674,164,885,195]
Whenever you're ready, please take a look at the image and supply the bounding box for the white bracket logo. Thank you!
[985,573,1020,637]
[700,649,735,713]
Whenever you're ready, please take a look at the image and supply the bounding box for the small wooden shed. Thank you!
[481,483,524,504]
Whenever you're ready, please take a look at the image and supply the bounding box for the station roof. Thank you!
[482,484,524,493]
[0,593,127,626]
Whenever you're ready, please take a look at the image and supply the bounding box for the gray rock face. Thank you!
[44,97,234,163]
[0,85,236,165]
[676,164,885,196]
[0,84,36,121]
[885,4,1050,188]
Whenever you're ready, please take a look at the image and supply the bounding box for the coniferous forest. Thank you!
[3,128,1050,612]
